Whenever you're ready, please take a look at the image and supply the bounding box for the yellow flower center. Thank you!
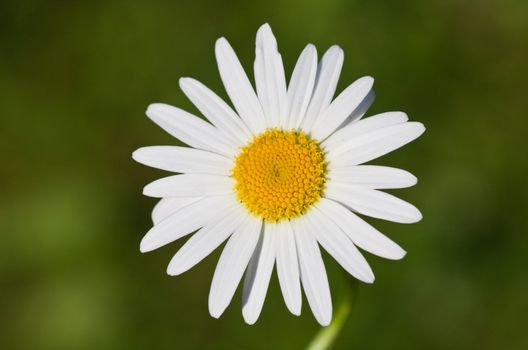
[232,128,327,222]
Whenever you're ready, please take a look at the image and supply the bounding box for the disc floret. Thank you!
[232,128,327,222]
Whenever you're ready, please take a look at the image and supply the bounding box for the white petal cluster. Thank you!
[133,23,425,326]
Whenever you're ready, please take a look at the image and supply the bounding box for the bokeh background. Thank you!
[1,0,527,349]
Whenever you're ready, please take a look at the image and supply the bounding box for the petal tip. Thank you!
[132,147,151,164]
[317,316,332,327]
[209,309,222,319]
[167,254,189,276]
[145,103,169,122]
[178,76,191,87]
[208,298,224,319]
[410,174,419,186]
[406,209,423,223]
[142,184,153,197]
[361,75,375,83]
[146,102,164,113]
[131,149,141,162]
[166,264,179,276]
[397,249,407,260]
[300,44,317,59]
[139,238,154,253]
[415,122,426,135]
[363,274,375,284]
[289,305,302,317]
[242,310,257,325]
[414,207,424,221]
[326,45,344,59]
[256,23,277,49]
[391,111,409,122]
[257,22,272,32]
[215,37,228,49]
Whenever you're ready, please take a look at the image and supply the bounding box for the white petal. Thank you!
[179,77,252,145]
[287,44,318,129]
[254,23,288,127]
[146,103,237,157]
[151,197,201,225]
[306,209,374,283]
[316,198,406,260]
[143,174,233,198]
[242,222,275,325]
[324,90,376,136]
[328,122,426,166]
[300,46,343,133]
[209,216,262,318]
[215,37,266,134]
[140,196,233,252]
[311,76,374,141]
[132,146,232,175]
[325,182,423,223]
[166,203,246,276]
[344,89,376,125]
[292,217,332,326]
[253,51,267,125]
[323,111,409,152]
[275,220,302,316]
[328,165,417,189]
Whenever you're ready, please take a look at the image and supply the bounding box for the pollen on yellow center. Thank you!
[232,128,327,222]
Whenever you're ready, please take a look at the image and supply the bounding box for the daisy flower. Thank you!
[133,23,425,326]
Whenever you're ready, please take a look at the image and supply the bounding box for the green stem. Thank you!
[306,278,359,350]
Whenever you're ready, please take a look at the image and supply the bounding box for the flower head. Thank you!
[133,23,425,326]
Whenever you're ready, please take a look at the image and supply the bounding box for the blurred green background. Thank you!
[1,0,527,349]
